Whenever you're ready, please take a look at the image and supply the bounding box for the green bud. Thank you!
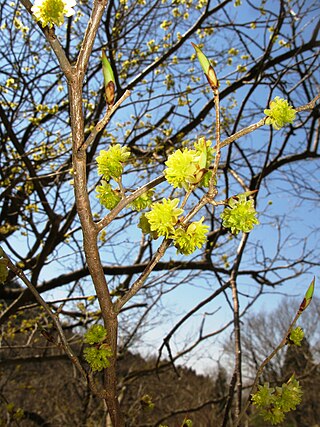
[191,43,218,89]
[298,277,315,313]
[102,49,115,106]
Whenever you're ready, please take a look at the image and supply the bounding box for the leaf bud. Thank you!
[191,43,218,89]
[102,49,115,106]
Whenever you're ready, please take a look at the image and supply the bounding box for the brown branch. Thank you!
[80,90,131,151]
[229,233,248,424]
[76,0,109,74]
[114,239,171,312]
[3,251,108,399]
[171,41,320,145]
[3,253,84,376]
[215,93,320,151]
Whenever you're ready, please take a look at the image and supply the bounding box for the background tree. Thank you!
[0,0,319,425]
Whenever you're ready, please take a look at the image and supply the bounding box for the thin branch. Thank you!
[235,304,306,426]
[80,90,131,151]
[76,0,109,74]
[3,251,107,399]
[3,254,81,378]
[216,93,320,151]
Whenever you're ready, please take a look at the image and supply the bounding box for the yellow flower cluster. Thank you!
[31,0,76,28]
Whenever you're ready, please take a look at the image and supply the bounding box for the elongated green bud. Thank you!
[191,43,218,89]
[102,49,115,106]
[298,277,315,313]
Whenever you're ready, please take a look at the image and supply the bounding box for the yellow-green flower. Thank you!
[164,138,215,189]
[83,345,112,372]
[251,376,302,425]
[288,327,304,346]
[164,148,197,189]
[31,0,76,28]
[84,324,107,345]
[220,194,259,235]
[96,181,121,210]
[130,190,154,211]
[96,144,130,181]
[173,217,209,255]
[264,97,296,130]
[145,198,183,238]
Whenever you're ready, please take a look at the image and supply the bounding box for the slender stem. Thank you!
[76,0,109,74]
[217,93,320,152]
[3,251,107,398]
[80,90,131,152]
[114,239,171,312]
[230,234,248,425]
[209,86,221,195]
[235,311,301,426]
[3,254,84,374]
[180,188,193,209]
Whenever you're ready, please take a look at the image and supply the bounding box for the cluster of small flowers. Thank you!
[31,0,76,28]
[264,96,296,130]
[251,376,303,425]
[83,325,112,372]
[96,144,130,181]
[220,193,259,235]
[95,145,130,210]
[96,144,154,212]
[139,198,209,255]
[164,137,214,189]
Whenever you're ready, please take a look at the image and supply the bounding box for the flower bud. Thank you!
[191,43,218,89]
[298,277,315,313]
[102,49,115,106]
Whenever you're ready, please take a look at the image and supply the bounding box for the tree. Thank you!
[0,0,319,425]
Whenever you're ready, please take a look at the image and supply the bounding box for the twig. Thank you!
[2,251,106,399]
[216,93,320,151]
[80,90,131,152]
[235,307,304,426]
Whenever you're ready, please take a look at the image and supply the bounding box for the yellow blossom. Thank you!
[31,0,76,28]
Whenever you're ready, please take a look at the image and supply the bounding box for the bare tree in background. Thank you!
[0,0,319,425]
